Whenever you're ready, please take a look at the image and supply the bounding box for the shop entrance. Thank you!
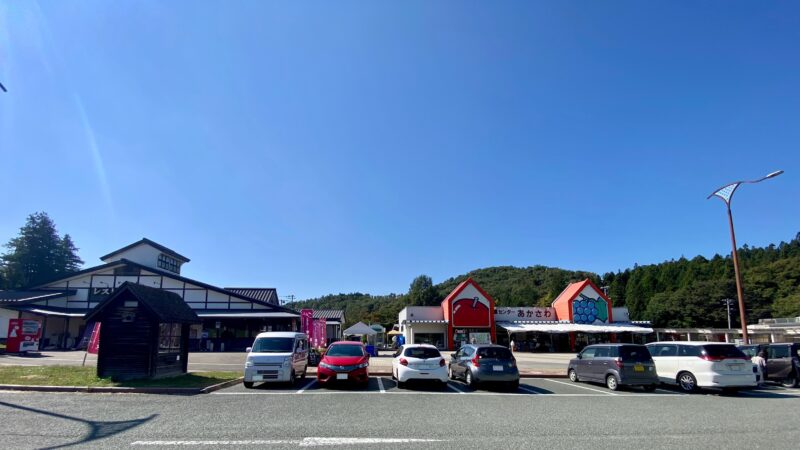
[453,328,492,349]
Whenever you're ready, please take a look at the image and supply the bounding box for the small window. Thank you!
[159,323,182,353]
[581,348,597,359]
[680,345,702,357]
[769,346,790,359]
[477,347,513,360]
[157,253,180,273]
[594,347,609,358]
[619,346,651,362]
[404,347,442,359]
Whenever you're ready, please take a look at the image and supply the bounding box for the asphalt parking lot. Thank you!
[215,375,800,398]
[1,378,799,449]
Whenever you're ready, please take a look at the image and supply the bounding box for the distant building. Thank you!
[312,309,345,345]
[0,238,298,351]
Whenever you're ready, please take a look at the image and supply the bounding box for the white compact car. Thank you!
[243,332,309,388]
[646,342,757,393]
[392,344,448,388]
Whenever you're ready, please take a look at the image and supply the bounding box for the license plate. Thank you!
[729,364,742,371]
[493,365,503,371]
[634,364,644,372]
[252,375,263,381]
[336,373,348,380]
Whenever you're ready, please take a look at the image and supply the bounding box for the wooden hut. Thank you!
[85,282,200,380]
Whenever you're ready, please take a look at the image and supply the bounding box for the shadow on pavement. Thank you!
[0,400,157,449]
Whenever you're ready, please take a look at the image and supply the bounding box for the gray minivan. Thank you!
[243,332,309,388]
[568,344,658,391]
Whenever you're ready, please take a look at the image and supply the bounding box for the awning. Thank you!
[497,321,653,334]
[386,330,403,336]
[196,312,299,318]
[0,290,75,305]
[5,305,88,317]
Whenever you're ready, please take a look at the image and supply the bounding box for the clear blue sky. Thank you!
[1,1,798,300]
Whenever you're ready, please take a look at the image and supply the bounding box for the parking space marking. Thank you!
[296,380,317,394]
[377,377,386,393]
[543,378,618,395]
[517,385,541,395]
[447,383,466,394]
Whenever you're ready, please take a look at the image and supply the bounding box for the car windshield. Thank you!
[477,347,513,360]
[703,345,746,358]
[325,345,364,357]
[252,337,294,353]
[619,346,652,362]
[404,347,441,359]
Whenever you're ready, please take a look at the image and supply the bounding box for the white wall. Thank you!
[403,306,444,321]
[101,243,183,273]
[0,308,19,339]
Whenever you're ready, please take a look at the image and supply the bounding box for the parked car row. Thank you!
[568,342,769,393]
[241,333,797,395]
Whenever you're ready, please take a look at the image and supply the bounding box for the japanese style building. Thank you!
[0,238,299,351]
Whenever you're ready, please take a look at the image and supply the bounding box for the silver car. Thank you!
[243,332,309,388]
[448,344,519,390]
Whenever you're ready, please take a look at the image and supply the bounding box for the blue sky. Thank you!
[1,1,798,300]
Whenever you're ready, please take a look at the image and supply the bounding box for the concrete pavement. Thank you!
[0,350,574,376]
[1,379,798,449]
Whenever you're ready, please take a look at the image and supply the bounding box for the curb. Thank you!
[0,378,244,395]
[201,377,243,394]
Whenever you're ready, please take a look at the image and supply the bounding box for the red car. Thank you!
[317,341,370,386]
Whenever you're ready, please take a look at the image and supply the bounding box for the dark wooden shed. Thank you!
[85,282,201,381]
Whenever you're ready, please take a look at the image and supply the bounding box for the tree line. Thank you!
[297,233,800,329]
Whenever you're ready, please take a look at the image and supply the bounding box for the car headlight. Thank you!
[357,362,369,369]
[245,360,253,368]
[283,357,291,366]
[319,362,332,370]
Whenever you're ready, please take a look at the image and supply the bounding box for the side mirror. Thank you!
[246,347,252,353]
[576,353,582,359]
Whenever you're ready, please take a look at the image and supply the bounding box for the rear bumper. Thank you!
[473,367,520,383]
[698,373,757,388]
[397,366,448,383]
[617,374,659,386]
[317,366,369,384]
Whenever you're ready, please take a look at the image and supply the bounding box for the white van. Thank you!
[243,332,309,388]
[646,342,756,393]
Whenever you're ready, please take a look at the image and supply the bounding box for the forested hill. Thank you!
[295,233,800,329]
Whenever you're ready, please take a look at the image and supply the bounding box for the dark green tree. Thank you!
[1,212,84,288]
[408,274,439,306]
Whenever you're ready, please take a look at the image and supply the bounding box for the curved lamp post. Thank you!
[707,170,783,343]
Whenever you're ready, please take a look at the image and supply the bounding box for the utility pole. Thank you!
[281,295,296,310]
[721,298,735,330]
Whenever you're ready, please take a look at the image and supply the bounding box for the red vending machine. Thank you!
[6,318,42,353]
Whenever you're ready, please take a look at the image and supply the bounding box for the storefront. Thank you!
[0,238,299,351]
[398,277,652,352]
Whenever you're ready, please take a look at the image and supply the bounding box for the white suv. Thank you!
[243,332,309,388]
[646,342,756,393]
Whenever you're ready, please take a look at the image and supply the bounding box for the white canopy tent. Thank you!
[343,321,378,336]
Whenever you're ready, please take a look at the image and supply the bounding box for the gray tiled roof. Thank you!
[313,310,345,321]
[224,288,278,305]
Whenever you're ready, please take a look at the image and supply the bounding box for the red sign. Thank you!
[452,297,491,327]
[87,322,101,354]
[6,319,42,353]
[312,318,327,347]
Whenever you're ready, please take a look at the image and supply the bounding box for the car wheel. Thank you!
[568,369,578,383]
[289,370,296,385]
[780,374,798,388]
[642,384,656,393]
[606,375,619,391]
[243,381,254,389]
[465,370,475,388]
[448,366,455,380]
[677,372,697,393]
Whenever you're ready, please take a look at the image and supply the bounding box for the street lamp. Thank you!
[707,170,784,344]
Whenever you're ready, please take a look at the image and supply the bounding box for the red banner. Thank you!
[87,322,101,354]
[301,309,314,342]
[312,318,327,347]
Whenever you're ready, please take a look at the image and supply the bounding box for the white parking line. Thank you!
[543,378,618,395]
[517,385,541,395]
[447,383,466,394]
[131,438,447,446]
[377,377,385,393]
[296,380,316,394]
